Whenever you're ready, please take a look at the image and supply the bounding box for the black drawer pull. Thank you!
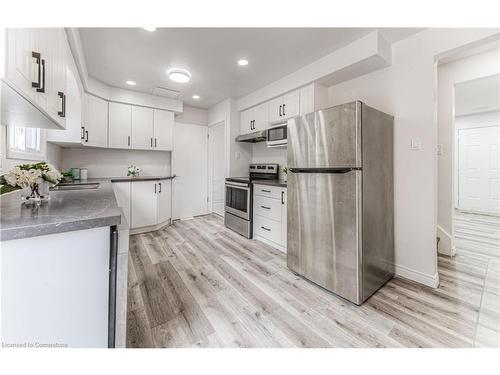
[261,226,271,231]
[261,189,271,193]
[261,206,271,210]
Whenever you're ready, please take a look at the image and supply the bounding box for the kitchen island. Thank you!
[0,179,127,348]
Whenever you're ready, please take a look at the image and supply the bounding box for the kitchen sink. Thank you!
[50,182,100,191]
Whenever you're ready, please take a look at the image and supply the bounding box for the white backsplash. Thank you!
[61,148,171,178]
[252,142,287,179]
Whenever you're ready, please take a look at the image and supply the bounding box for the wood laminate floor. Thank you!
[126,213,500,348]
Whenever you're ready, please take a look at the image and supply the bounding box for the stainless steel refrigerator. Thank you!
[287,101,394,305]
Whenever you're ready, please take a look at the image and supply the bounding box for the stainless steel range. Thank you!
[224,163,279,238]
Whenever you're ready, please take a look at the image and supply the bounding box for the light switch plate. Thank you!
[411,138,422,151]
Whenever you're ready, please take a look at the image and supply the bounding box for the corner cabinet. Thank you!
[253,184,287,252]
[4,28,67,129]
[82,94,108,148]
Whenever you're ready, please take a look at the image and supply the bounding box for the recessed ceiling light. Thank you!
[167,68,191,83]
[143,27,157,32]
[126,80,136,86]
[192,95,200,100]
[238,59,249,66]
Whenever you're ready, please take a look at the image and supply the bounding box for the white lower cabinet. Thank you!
[113,179,172,233]
[253,184,287,252]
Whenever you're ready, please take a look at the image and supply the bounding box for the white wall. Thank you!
[252,143,287,179]
[437,48,500,255]
[326,29,499,287]
[60,148,171,178]
[175,106,208,126]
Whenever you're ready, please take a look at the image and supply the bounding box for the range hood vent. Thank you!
[235,130,267,143]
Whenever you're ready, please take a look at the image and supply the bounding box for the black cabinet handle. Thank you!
[261,226,271,232]
[36,58,46,93]
[282,104,286,116]
[85,130,89,143]
[57,92,66,117]
[261,205,271,210]
[261,189,271,193]
[150,137,153,147]
[128,136,130,146]
[281,191,284,204]
[81,126,85,140]
[155,138,157,148]
[279,105,282,117]
[31,52,41,89]
[159,183,162,193]
[154,183,157,194]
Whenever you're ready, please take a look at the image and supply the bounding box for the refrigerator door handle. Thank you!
[288,167,359,174]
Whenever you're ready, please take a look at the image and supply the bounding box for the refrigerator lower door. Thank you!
[287,169,362,304]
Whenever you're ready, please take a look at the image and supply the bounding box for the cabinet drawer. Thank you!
[253,195,282,221]
[254,215,282,244]
[254,184,283,200]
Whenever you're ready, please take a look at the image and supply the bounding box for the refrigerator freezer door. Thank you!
[287,101,361,169]
[287,169,362,304]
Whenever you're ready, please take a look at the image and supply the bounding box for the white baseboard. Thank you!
[129,219,172,235]
[437,224,455,257]
[253,235,286,253]
[395,264,439,288]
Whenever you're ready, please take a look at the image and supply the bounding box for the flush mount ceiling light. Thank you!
[125,80,136,86]
[192,95,200,100]
[167,68,191,83]
[143,27,157,32]
[238,59,249,66]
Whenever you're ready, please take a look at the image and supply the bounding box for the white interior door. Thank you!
[208,122,226,216]
[458,125,500,215]
[173,122,208,220]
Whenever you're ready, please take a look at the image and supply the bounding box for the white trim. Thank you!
[395,264,440,288]
[437,224,456,256]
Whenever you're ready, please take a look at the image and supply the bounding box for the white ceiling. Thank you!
[455,74,500,116]
[79,28,423,109]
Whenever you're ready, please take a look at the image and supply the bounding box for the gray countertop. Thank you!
[1,178,123,242]
[252,179,287,188]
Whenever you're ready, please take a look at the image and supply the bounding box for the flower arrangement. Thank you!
[127,165,140,177]
[4,162,62,203]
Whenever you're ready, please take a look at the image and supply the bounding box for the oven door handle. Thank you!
[225,182,250,189]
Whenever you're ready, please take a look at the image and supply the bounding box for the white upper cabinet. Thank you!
[268,89,300,124]
[240,102,269,135]
[131,106,154,150]
[108,102,131,149]
[4,28,67,129]
[153,109,174,151]
[83,94,108,148]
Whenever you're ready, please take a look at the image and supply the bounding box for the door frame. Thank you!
[207,121,226,216]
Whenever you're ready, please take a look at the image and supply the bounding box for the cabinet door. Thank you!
[157,180,172,223]
[153,109,174,151]
[131,106,154,150]
[253,102,269,131]
[268,96,284,124]
[281,188,287,249]
[240,108,253,134]
[108,102,131,149]
[131,181,158,229]
[83,94,108,148]
[6,28,38,102]
[282,90,300,119]
[112,182,131,227]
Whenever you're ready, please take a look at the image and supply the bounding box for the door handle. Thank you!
[57,92,66,117]
[36,58,46,93]
[279,105,282,117]
[81,126,85,140]
[128,136,130,146]
[31,52,42,89]
[150,137,153,147]
[85,130,89,143]
[158,182,162,193]
[281,191,284,204]
[155,138,157,148]
[261,205,271,210]
[282,104,286,116]
[154,183,157,194]
[261,226,271,231]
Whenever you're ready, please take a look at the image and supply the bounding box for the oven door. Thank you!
[225,182,251,220]
[266,123,287,147]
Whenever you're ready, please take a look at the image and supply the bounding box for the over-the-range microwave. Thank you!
[266,123,287,147]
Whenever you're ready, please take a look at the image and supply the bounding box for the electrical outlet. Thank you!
[411,138,422,151]
[235,152,241,160]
